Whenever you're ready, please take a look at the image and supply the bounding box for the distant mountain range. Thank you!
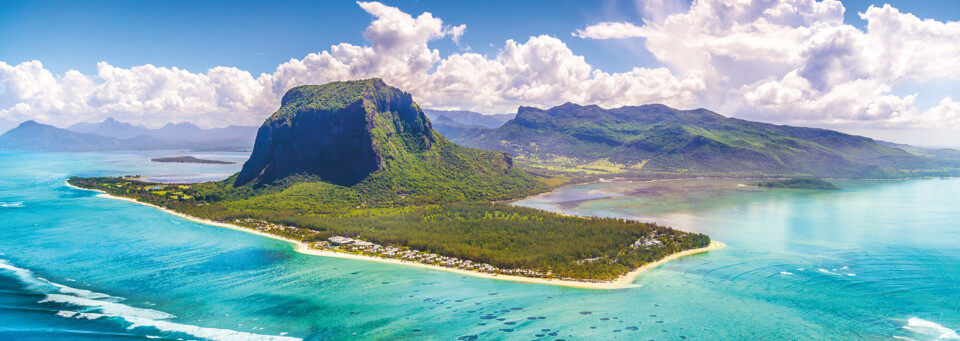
[876,140,960,162]
[465,103,960,178]
[422,109,514,129]
[0,118,257,152]
[422,109,513,143]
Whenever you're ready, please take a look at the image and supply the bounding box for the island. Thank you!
[68,79,718,288]
[754,178,840,190]
[150,156,236,164]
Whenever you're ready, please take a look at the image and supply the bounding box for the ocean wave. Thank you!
[122,316,302,341]
[55,310,302,340]
[902,317,960,340]
[817,268,838,275]
[0,201,24,207]
[817,267,856,277]
[1,258,301,341]
[0,260,114,300]
[41,294,175,320]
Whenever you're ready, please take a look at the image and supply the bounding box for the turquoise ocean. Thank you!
[0,150,958,340]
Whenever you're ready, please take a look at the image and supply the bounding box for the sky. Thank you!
[1,0,959,147]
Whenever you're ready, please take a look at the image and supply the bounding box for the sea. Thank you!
[0,150,958,340]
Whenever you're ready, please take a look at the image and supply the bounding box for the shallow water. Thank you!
[1,151,958,340]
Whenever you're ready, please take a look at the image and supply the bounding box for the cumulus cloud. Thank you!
[1,0,958,135]
[574,22,646,39]
[0,1,705,128]
[577,0,960,130]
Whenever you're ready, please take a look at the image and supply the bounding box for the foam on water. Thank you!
[0,201,24,207]
[0,260,114,299]
[40,294,175,320]
[121,316,302,341]
[903,317,960,340]
[2,258,301,341]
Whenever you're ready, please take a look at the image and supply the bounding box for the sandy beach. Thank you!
[67,181,725,289]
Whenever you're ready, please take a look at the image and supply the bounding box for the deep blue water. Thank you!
[1,150,958,340]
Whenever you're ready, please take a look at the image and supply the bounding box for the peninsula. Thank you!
[69,79,715,286]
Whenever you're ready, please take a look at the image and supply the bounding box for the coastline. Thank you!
[66,181,725,290]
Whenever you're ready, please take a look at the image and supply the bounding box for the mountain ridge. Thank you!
[467,102,958,177]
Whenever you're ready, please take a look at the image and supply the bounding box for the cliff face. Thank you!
[236,79,434,187]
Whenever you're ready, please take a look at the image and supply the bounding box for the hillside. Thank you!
[71,79,710,281]
[467,103,959,177]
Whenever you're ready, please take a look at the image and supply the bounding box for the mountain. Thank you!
[0,121,124,151]
[152,122,205,141]
[67,117,150,139]
[234,78,545,202]
[467,103,958,177]
[2,118,258,152]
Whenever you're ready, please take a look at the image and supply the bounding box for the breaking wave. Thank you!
[902,317,960,340]
[0,259,301,341]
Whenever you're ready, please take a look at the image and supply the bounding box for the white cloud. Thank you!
[1,0,958,138]
[0,1,704,128]
[573,22,646,39]
[577,0,960,131]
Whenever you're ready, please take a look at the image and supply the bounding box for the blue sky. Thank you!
[1,0,959,146]
[0,0,950,75]
[0,0,652,75]
[2,0,956,76]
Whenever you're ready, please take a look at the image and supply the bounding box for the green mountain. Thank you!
[468,103,958,177]
[233,79,545,203]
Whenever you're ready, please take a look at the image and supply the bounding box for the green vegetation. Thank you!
[150,156,235,164]
[754,178,840,190]
[70,176,709,280]
[69,79,711,281]
[468,103,960,178]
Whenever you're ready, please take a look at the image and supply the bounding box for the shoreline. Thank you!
[66,181,725,290]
